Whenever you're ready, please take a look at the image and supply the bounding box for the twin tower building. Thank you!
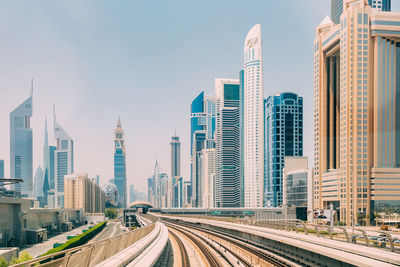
[190,24,303,209]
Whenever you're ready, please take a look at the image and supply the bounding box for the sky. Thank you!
[1,1,399,193]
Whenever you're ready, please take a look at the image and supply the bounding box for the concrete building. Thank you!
[10,89,33,197]
[314,0,400,225]
[265,93,303,207]
[64,173,105,213]
[53,105,74,208]
[200,148,216,208]
[215,78,241,207]
[114,118,127,208]
[183,181,192,208]
[332,0,391,24]
[282,157,313,222]
[170,135,181,207]
[190,92,216,207]
[242,24,265,208]
[0,197,82,247]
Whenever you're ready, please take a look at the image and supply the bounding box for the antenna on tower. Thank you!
[53,102,56,125]
[30,78,33,97]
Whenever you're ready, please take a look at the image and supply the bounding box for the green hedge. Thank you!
[41,221,106,257]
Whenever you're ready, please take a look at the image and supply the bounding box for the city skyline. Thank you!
[2,1,400,193]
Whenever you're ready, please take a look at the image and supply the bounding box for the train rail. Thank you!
[168,227,190,267]
[163,218,298,267]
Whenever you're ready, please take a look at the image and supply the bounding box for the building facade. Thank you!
[332,0,391,24]
[282,157,313,222]
[0,160,4,179]
[170,135,181,207]
[10,91,33,197]
[199,148,216,208]
[114,118,127,208]
[215,78,242,207]
[243,24,265,207]
[314,0,400,225]
[33,166,44,199]
[190,92,216,207]
[53,106,74,208]
[265,93,303,207]
[64,173,105,213]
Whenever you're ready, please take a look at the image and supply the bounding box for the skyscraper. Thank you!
[190,92,216,207]
[0,160,4,179]
[33,166,44,198]
[215,78,241,207]
[170,135,181,178]
[54,105,74,208]
[114,118,127,208]
[265,93,303,207]
[129,184,135,204]
[331,0,391,25]
[10,88,33,196]
[43,118,56,191]
[314,0,400,225]
[242,24,264,207]
[170,134,181,207]
[200,148,216,208]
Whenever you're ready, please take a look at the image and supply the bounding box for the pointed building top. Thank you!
[30,78,34,97]
[117,116,121,127]
[319,15,333,26]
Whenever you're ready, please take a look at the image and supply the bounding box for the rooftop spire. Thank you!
[44,117,48,146]
[30,78,33,97]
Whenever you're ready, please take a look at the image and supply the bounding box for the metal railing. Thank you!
[12,222,156,267]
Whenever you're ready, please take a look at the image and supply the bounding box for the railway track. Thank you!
[168,227,190,266]
[165,222,223,267]
[163,218,296,267]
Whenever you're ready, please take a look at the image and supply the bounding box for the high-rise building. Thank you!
[314,0,400,225]
[33,165,44,198]
[53,105,74,208]
[368,0,391,11]
[10,89,33,196]
[95,175,100,185]
[265,93,303,207]
[331,0,391,25]
[43,118,56,192]
[64,173,105,213]
[114,118,126,208]
[215,78,241,207]
[190,92,216,207]
[171,135,181,178]
[173,177,183,208]
[129,184,135,204]
[242,24,264,207]
[0,160,4,179]
[200,148,216,208]
[282,157,313,222]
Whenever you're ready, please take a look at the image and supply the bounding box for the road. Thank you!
[90,221,123,243]
[23,224,88,258]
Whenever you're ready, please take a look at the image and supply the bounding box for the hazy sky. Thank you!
[1,1,399,193]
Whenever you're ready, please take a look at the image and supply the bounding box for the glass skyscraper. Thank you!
[53,105,74,208]
[10,91,33,196]
[243,24,265,207]
[0,160,4,179]
[190,91,215,207]
[114,118,126,208]
[170,134,181,207]
[215,78,241,207]
[265,93,303,207]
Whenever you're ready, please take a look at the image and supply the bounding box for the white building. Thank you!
[200,148,216,208]
[243,24,265,207]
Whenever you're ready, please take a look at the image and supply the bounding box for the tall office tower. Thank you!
[33,166,44,198]
[129,184,135,203]
[331,0,391,25]
[0,160,4,178]
[183,181,192,207]
[147,177,154,205]
[10,89,33,196]
[215,78,241,207]
[95,175,100,185]
[368,0,391,11]
[199,148,216,208]
[43,118,56,191]
[190,92,216,207]
[171,135,181,177]
[265,93,303,207]
[114,118,127,208]
[314,0,400,225]
[173,177,183,208]
[331,0,344,24]
[53,105,73,208]
[243,24,264,207]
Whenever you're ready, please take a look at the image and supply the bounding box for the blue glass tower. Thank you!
[190,91,215,207]
[265,93,303,207]
[114,118,126,208]
[10,89,33,196]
